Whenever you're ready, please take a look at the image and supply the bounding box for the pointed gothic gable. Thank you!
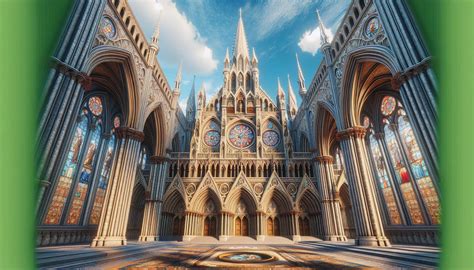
[260,171,294,208]
[162,174,187,205]
[295,174,321,206]
[189,171,223,207]
[224,170,259,209]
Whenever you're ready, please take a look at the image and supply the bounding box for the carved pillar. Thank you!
[139,156,168,242]
[337,127,390,247]
[315,155,347,242]
[182,211,194,241]
[91,127,144,247]
[219,211,232,241]
[256,211,266,241]
[36,0,106,215]
[290,211,301,241]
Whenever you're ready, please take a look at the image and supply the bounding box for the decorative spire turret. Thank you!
[277,77,286,110]
[224,47,230,68]
[251,47,258,65]
[233,8,250,62]
[147,12,161,65]
[174,61,183,92]
[198,83,206,110]
[296,53,307,97]
[186,76,196,122]
[317,10,330,46]
[287,74,298,120]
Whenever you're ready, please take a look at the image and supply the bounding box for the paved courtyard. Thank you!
[37,237,439,269]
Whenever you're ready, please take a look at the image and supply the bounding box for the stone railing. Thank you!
[385,226,439,246]
[37,227,97,246]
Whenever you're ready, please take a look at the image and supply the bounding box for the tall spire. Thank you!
[317,10,329,45]
[233,8,250,60]
[151,11,162,46]
[186,76,196,121]
[277,77,285,97]
[287,74,298,118]
[295,53,307,96]
[174,61,183,91]
[251,47,258,64]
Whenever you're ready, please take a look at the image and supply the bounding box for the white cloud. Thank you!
[246,0,314,41]
[129,0,218,75]
[298,26,333,55]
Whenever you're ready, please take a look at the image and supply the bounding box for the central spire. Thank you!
[233,8,250,60]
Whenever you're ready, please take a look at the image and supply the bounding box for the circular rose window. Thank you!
[365,17,380,39]
[381,96,396,116]
[229,124,254,148]
[88,96,103,116]
[204,130,220,146]
[263,130,279,147]
[100,17,116,39]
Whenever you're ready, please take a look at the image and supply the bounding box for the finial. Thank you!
[239,8,242,18]
[316,9,329,45]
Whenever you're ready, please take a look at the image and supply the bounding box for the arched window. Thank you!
[365,95,440,226]
[43,96,121,226]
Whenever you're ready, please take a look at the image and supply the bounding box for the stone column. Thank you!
[315,156,347,242]
[375,0,438,179]
[91,127,144,247]
[219,211,231,241]
[139,156,168,242]
[37,0,106,214]
[290,211,301,241]
[182,211,194,241]
[256,211,266,241]
[337,127,390,247]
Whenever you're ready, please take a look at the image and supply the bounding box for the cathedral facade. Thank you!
[36,0,439,248]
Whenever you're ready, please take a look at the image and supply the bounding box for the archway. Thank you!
[339,183,355,238]
[126,183,145,240]
[298,190,323,238]
[161,190,186,239]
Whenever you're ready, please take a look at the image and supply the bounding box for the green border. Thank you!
[0,1,72,269]
[1,0,474,269]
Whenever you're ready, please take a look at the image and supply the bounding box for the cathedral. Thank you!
[35,0,440,268]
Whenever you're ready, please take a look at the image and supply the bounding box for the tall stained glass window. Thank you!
[43,95,121,227]
[397,114,440,224]
[384,122,424,224]
[369,133,402,224]
[44,112,89,225]
[89,132,116,225]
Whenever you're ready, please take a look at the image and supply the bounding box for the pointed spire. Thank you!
[198,82,206,108]
[186,76,196,121]
[317,10,329,45]
[174,61,183,91]
[225,47,230,61]
[287,74,298,118]
[277,77,285,97]
[296,53,307,96]
[233,8,250,60]
[151,11,162,46]
[251,47,258,63]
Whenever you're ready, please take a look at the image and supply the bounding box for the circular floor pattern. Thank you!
[218,251,276,263]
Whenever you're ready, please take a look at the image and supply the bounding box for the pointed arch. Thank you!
[315,104,338,156]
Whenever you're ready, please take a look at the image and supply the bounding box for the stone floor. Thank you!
[36,237,439,269]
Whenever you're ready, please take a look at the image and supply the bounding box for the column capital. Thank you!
[336,126,367,141]
[150,156,170,164]
[391,56,431,90]
[115,127,145,142]
[315,155,333,163]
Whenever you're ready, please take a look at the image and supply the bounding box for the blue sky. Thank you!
[129,0,350,110]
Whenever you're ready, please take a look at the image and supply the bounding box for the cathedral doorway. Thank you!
[204,216,217,237]
[235,216,249,236]
[172,216,185,236]
[339,183,356,238]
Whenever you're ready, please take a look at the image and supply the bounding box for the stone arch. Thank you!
[315,104,338,156]
[340,46,400,129]
[85,47,141,129]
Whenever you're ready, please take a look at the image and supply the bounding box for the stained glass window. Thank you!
[44,113,89,225]
[204,130,220,146]
[381,96,396,116]
[384,123,424,224]
[263,130,279,147]
[100,17,116,39]
[398,114,440,224]
[90,134,116,225]
[365,17,380,39]
[209,121,219,130]
[88,96,103,116]
[229,124,254,148]
[66,124,102,225]
[369,134,402,225]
